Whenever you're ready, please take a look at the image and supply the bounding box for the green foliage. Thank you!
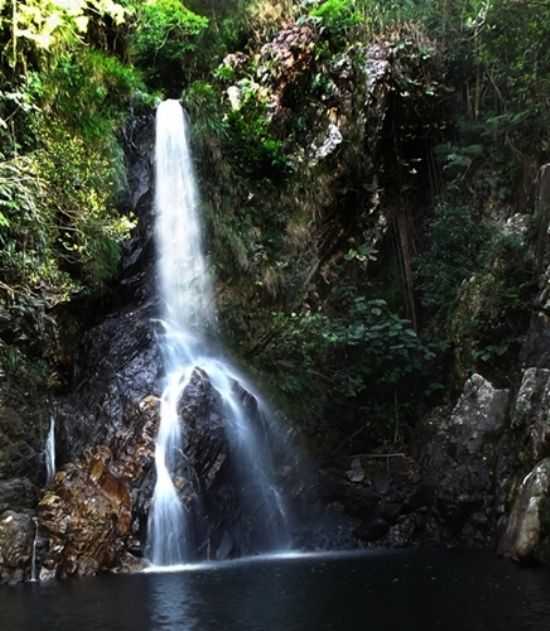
[267,297,434,403]
[26,49,147,139]
[37,123,135,286]
[0,124,134,297]
[416,204,489,314]
[309,0,359,33]
[225,81,289,176]
[3,0,127,63]
[448,223,534,382]
[183,80,227,140]
[130,0,209,85]
[0,154,66,293]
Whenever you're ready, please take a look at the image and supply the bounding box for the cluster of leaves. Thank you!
[0,124,134,301]
[265,297,435,411]
[36,123,135,286]
[26,48,149,139]
[129,0,209,87]
[449,227,535,382]
[309,0,360,34]
[225,83,289,176]
[415,204,490,315]
[0,0,146,361]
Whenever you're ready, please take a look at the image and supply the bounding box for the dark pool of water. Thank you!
[2,549,550,630]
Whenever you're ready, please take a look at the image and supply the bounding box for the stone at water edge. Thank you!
[498,459,550,564]
[0,511,34,584]
[417,373,510,544]
[511,368,550,462]
[36,395,160,579]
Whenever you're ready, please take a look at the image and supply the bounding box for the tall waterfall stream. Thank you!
[147,100,290,566]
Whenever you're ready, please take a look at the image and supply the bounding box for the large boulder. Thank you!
[511,368,550,462]
[0,511,34,584]
[0,478,36,515]
[37,396,159,579]
[172,367,288,560]
[498,459,550,563]
[418,374,509,544]
[56,306,162,465]
[497,368,550,564]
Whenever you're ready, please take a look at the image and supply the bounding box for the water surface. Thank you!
[2,549,550,630]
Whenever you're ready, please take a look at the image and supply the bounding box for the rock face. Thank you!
[497,368,550,563]
[315,454,424,549]
[155,367,288,560]
[37,396,158,578]
[57,306,162,466]
[498,459,550,563]
[313,374,513,550]
[0,511,35,584]
[511,368,550,462]
[417,374,510,545]
[30,365,291,578]
[0,380,50,585]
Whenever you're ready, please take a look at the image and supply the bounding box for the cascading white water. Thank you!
[147,100,290,567]
[155,100,214,361]
[45,416,56,484]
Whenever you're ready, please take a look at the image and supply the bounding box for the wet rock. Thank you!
[418,374,509,544]
[499,459,550,563]
[0,478,36,514]
[316,455,421,548]
[37,396,159,578]
[0,511,34,584]
[347,457,365,483]
[39,450,133,577]
[311,124,343,164]
[0,403,44,483]
[174,367,282,559]
[521,264,550,369]
[358,517,389,542]
[512,368,550,461]
[57,305,161,465]
[177,368,228,495]
[387,514,419,547]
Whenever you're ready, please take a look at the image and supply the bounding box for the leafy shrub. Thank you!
[416,204,489,313]
[0,122,134,298]
[36,123,135,287]
[26,49,147,139]
[309,0,360,32]
[449,225,534,381]
[224,81,289,176]
[130,0,209,85]
[183,80,227,140]
[267,297,434,401]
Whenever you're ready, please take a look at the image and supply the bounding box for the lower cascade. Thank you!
[146,100,291,566]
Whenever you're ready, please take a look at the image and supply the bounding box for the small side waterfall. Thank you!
[147,100,290,566]
[45,416,56,484]
[29,518,39,582]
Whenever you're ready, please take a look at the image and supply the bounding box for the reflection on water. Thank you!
[2,549,550,631]
[149,574,199,630]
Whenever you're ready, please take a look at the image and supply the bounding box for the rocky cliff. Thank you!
[1,16,550,585]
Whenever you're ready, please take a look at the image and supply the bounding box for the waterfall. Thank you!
[45,416,56,484]
[147,100,290,567]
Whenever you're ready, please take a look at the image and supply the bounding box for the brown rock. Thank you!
[37,395,160,578]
